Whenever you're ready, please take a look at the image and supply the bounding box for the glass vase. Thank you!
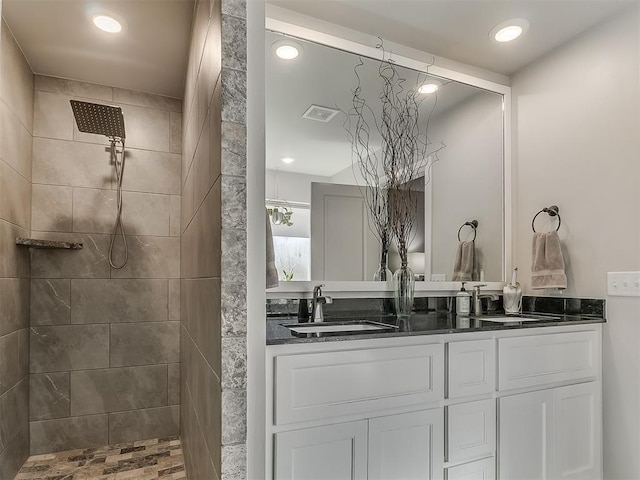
[373,249,392,282]
[393,263,415,319]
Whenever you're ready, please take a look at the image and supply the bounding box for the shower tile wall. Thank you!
[180,0,248,478]
[28,75,182,454]
[0,17,33,479]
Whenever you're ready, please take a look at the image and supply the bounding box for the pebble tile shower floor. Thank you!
[15,437,186,480]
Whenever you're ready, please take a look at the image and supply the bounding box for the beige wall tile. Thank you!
[0,100,32,180]
[33,91,74,140]
[110,321,179,367]
[0,278,29,336]
[114,88,182,113]
[110,236,180,279]
[108,405,179,444]
[70,279,168,324]
[170,195,181,237]
[193,108,211,210]
[32,138,113,189]
[122,148,181,194]
[0,220,29,279]
[72,187,116,234]
[122,191,170,236]
[120,104,170,152]
[70,365,168,415]
[169,279,180,321]
[181,169,194,233]
[30,232,111,279]
[30,373,71,420]
[170,112,183,154]
[35,75,113,102]
[30,324,110,373]
[0,160,31,229]
[31,279,71,325]
[30,415,108,455]
[32,184,72,232]
[1,19,34,133]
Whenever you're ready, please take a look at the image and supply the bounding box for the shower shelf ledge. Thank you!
[16,237,83,250]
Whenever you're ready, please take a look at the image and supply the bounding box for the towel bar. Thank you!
[532,205,562,232]
[458,220,478,241]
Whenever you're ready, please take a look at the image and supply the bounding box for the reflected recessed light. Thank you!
[281,157,295,164]
[418,83,439,94]
[276,45,299,59]
[92,14,122,33]
[490,18,530,43]
[272,40,303,60]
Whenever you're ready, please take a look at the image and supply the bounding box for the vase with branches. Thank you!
[346,43,444,318]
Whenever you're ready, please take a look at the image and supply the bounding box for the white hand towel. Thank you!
[266,210,279,289]
[452,241,479,282]
[531,231,567,289]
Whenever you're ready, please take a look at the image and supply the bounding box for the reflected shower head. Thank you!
[70,100,126,139]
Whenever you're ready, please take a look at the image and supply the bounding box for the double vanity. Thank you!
[265,304,604,480]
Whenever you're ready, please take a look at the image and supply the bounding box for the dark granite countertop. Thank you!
[266,312,606,345]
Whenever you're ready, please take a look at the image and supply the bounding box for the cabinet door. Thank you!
[448,399,496,463]
[274,420,367,480]
[552,382,601,479]
[368,409,444,480]
[447,457,495,480]
[498,389,553,479]
[498,383,601,480]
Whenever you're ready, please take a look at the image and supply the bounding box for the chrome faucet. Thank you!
[472,284,499,316]
[311,284,333,322]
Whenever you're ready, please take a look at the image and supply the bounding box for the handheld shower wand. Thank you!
[70,100,128,268]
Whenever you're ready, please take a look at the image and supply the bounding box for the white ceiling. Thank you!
[2,0,194,98]
[267,0,636,76]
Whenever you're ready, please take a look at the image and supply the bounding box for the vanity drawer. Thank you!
[498,330,599,391]
[446,457,495,480]
[447,399,495,463]
[448,339,496,398]
[274,344,444,425]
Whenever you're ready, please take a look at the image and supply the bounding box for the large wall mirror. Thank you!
[266,27,508,291]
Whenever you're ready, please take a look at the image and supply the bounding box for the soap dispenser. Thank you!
[456,281,471,316]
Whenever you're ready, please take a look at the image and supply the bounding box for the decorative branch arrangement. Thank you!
[345,43,445,270]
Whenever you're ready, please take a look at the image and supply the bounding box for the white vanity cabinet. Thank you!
[267,324,602,480]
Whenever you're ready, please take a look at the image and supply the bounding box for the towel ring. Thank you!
[532,205,561,232]
[458,220,478,241]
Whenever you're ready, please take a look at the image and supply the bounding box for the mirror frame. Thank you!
[265,14,512,298]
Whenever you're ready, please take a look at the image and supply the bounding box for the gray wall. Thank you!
[180,0,248,477]
[28,75,182,454]
[512,6,640,297]
[0,17,33,479]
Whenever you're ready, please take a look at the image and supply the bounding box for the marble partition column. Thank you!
[28,76,182,454]
[180,0,248,478]
[0,17,33,479]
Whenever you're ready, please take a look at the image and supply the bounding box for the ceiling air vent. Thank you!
[302,104,339,123]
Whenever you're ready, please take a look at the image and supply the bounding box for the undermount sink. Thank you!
[285,320,397,336]
[474,314,561,323]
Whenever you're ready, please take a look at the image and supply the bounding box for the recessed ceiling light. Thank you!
[92,14,122,33]
[281,157,295,164]
[490,18,530,43]
[418,84,439,94]
[272,40,303,60]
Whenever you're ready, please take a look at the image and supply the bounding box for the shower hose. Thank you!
[109,138,128,269]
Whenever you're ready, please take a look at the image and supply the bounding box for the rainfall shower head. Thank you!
[70,100,126,139]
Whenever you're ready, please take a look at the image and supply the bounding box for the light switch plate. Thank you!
[607,272,640,297]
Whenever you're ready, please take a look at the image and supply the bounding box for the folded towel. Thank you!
[266,210,279,289]
[531,231,567,289]
[452,241,479,282]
